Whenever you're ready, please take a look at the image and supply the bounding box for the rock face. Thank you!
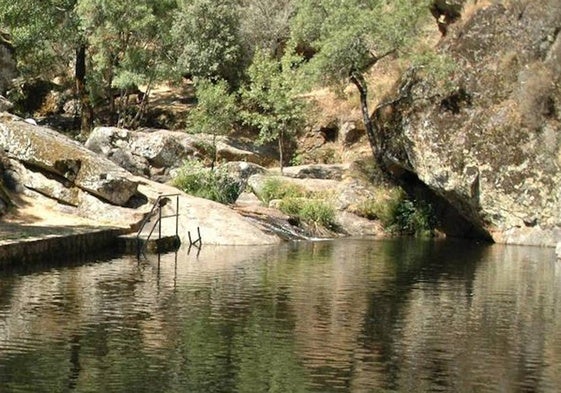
[0,114,139,206]
[0,114,287,245]
[85,127,274,182]
[380,0,561,246]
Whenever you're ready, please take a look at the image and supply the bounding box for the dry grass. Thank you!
[304,87,361,126]
[461,0,494,22]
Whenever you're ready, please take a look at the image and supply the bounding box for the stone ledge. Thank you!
[117,233,181,255]
[0,227,125,267]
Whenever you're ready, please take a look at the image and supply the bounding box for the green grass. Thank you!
[172,160,242,204]
[279,197,336,230]
[260,177,305,204]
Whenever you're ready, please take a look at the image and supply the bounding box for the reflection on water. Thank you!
[0,239,560,392]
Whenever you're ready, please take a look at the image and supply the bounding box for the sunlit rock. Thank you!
[0,114,138,206]
[378,0,561,246]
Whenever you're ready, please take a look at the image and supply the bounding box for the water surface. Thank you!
[0,239,560,392]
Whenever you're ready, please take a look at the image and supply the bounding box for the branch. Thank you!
[363,48,398,72]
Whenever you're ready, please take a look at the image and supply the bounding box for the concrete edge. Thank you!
[0,228,127,267]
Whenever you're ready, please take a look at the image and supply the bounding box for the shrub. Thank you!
[392,199,436,237]
[356,187,404,226]
[172,160,242,205]
[356,186,437,237]
[279,197,336,229]
[260,177,305,204]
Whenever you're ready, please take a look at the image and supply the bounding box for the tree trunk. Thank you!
[349,71,381,163]
[211,133,217,171]
[76,44,93,137]
[278,130,284,175]
[131,75,153,128]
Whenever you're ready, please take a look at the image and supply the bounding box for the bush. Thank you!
[392,199,436,237]
[356,186,437,237]
[260,177,305,204]
[356,187,404,225]
[279,197,336,229]
[172,160,242,205]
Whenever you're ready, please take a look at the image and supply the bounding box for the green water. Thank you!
[0,239,560,392]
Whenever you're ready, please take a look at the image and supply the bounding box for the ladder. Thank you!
[136,193,180,258]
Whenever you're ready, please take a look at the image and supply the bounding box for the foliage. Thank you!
[356,187,404,225]
[172,0,243,86]
[393,199,436,237]
[0,0,176,129]
[292,0,431,85]
[290,0,432,158]
[0,0,80,79]
[187,78,239,167]
[357,186,436,236]
[238,0,295,58]
[172,160,242,204]
[279,197,336,229]
[241,49,307,173]
[259,177,305,204]
[77,0,176,123]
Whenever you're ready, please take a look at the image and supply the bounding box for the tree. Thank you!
[0,0,177,134]
[188,78,238,169]
[0,0,93,131]
[291,0,431,162]
[172,0,243,87]
[241,49,306,174]
[238,0,295,59]
[76,0,177,128]
[0,0,79,79]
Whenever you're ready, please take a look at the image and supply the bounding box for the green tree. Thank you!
[0,0,95,133]
[238,0,295,59]
[0,0,177,133]
[172,0,243,87]
[291,0,431,161]
[0,0,78,79]
[241,50,306,174]
[76,0,176,128]
[188,78,238,169]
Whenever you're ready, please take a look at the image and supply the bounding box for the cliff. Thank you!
[379,0,561,246]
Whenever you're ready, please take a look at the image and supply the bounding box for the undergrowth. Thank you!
[356,186,437,237]
[172,160,242,204]
[260,177,337,231]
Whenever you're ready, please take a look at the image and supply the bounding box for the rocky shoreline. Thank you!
[0,113,388,265]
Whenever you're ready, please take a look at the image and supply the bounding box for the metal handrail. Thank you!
[136,193,180,258]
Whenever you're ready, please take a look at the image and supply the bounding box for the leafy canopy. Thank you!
[292,0,431,85]
[241,49,306,145]
[241,49,307,172]
[172,0,242,86]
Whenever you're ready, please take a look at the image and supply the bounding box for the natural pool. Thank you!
[0,238,560,392]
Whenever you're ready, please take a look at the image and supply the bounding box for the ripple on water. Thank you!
[0,241,560,392]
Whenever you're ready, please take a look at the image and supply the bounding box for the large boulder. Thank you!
[379,0,561,246]
[281,164,349,181]
[0,115,288,245]
[86,127,274,182]
[0,114,138,205]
